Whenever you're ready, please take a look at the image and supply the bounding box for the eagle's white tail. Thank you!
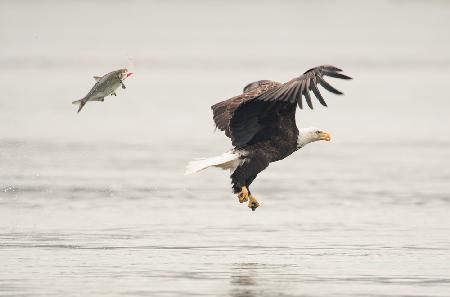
[185,151,241,174]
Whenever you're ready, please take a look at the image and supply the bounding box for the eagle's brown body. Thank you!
[190,65,352,210]
[213,81,299,194]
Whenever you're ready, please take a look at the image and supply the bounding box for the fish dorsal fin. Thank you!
[93,76,102,82]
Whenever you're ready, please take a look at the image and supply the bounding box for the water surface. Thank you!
[1,1,450,296]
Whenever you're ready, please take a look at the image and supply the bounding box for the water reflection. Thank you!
[230,263,259,297]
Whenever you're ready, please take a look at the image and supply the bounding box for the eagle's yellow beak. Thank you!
[319,131,331,141]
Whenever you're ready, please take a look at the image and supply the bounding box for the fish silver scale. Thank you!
[84,69,125,100]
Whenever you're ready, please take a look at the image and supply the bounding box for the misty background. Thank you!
[1,1,449,296]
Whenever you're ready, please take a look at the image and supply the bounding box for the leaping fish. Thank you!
[72,68,133,113]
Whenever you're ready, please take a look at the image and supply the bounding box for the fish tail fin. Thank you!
[72,98,83,105]
[185,151,241,175]
[72,98,87,113]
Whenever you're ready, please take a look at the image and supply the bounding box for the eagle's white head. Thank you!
[297,127,331,149]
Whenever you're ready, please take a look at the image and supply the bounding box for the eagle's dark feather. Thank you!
[210,65,351,198]
[211,80,280,140]
[211,65,351,147]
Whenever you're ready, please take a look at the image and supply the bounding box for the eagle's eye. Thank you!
[316,131,322,134]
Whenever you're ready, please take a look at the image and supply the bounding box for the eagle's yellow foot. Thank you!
[237,186,249,203]
[248,195,260,211]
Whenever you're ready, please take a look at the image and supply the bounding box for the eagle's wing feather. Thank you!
[212,65,351,147]
[256,65,351,109]
[212,81,280,138]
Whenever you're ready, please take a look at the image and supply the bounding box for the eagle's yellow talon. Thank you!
[237,186,249,203]
[248,195,260,211]
[239,196,248,203]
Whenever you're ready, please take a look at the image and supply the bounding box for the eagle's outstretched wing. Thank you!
[212,65,351,147]
[256,65,352,109]
[211,80,281,137]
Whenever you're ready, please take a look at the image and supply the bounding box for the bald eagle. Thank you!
[186,65,351,211]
